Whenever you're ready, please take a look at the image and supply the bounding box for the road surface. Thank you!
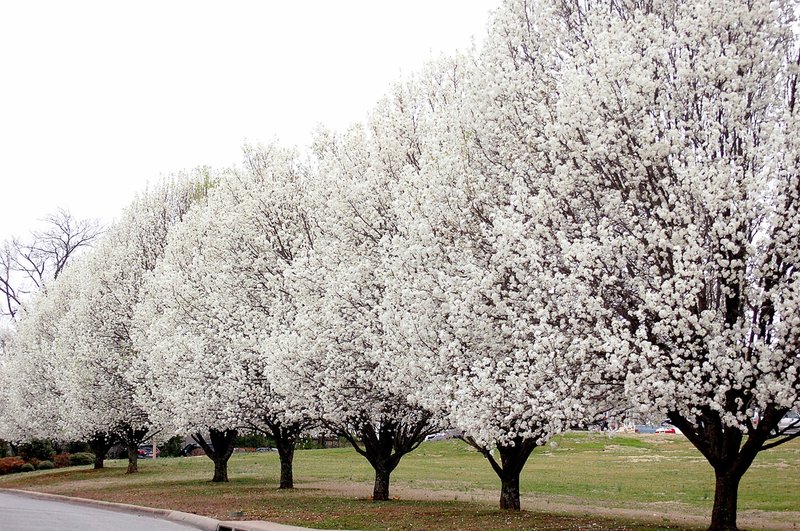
[0,491,199,530]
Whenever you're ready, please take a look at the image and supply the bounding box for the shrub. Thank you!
[53,453,71,468]
[0,457,26,475]
[17,439,55,462]
[0,440,9,458]
[234,431,273,448]
[20,463,35,472]
[296,437,329,450]
[161,436,185,457]
[69,452,96,466]
[36,460,54,470]
[65,441,91,453]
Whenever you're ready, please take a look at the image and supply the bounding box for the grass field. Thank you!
[1,432,798,530]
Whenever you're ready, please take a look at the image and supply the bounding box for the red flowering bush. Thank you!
[53,453,71,468]
[0,457,26,475]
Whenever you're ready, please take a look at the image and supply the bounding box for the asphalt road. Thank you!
[0,491,199,530]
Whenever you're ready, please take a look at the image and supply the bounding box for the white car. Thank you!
[424,429,462,441]
[777,411,800,434]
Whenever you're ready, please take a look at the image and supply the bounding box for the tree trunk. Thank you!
[709,471,741,531]
[466,436,536,511]
[194,428,237,483]
[89,432,114,470]
[373,467,391,501]
[499,472,521,510]
[212,457,229,482]
[666,407,783,531]
[277,443,295,489]
[126,441,138,474]
[117,425,149,475]
[257,419,302,490]
[339,417,433,502]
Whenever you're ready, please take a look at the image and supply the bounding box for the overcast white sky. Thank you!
[0,0,500,242]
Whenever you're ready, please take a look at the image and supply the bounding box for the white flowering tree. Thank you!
[377,40,612,509]
[277,120,442,502]
[0,211,103,460]
[0,209,102,434]
[0,260,120,468]
[61,176,207,473]
[132,146,315,486]
[471,0,800,528]
[0,273,77,445]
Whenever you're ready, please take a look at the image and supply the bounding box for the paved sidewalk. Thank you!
[1,488,348,531]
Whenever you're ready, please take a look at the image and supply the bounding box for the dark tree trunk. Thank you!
[88,432,116,470]
[373,467,391,501]
[339,416,434,502]
[126,440,138,474]
[193,428,237,483]
[466,436,537,511]
[499,472,521,510]
[118,425,152,475]
[709,471,741,531]
[666,405,788,531]
[212,456,229,482]
[251,419,303,490]
[277,441,295,489]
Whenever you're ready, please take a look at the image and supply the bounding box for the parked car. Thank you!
[424,429,462,441]
[655,421,682,434]
[777,411,800,434]
[137,444,161,458]
[256,447,276,452]
[634,424,657,434]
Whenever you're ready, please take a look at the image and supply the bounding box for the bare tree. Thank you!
[0,209,102,320]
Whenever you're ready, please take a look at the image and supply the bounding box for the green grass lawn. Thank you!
[1,432,798,530]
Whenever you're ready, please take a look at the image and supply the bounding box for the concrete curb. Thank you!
[216,521,328,531]
[1,488,332,531]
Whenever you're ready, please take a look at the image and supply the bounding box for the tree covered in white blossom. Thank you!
[0,267,79,444]
[132,148,315,486]
[60,175,208,473]
[378,35,612,510]
[466,0,800,528]
[0,260,119,468]
[275,120,443,501]
[0,211,104,453]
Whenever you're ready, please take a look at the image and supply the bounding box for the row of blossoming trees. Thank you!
[1,1,799,529]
